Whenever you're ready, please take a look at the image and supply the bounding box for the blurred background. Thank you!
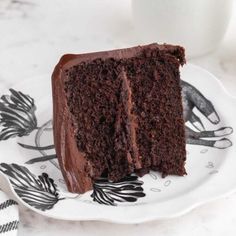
[0,0,236,94]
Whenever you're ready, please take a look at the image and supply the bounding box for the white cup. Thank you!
[132,0,233,58]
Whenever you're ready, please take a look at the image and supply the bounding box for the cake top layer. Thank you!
[52,43,185,79]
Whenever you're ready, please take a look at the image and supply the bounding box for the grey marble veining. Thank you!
[18,193,236,236]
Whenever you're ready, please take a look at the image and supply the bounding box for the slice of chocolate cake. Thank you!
[52,43,186,194]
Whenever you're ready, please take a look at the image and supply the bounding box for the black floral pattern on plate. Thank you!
[17,142,56,164]
[0,83,234,211]
[0,163,145,209]
[0,89,58,168]
[0,89,37,140]
[181,81,233,149]
[91,175,146,206]
[0,163,63,211]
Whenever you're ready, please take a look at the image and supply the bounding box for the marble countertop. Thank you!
[0,0,236,235]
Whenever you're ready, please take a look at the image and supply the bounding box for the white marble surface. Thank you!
[0,0,236,235]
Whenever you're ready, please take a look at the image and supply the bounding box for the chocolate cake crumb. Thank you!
[52,43,186,194]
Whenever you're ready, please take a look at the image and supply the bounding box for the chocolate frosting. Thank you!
[52,43,185,193]
[120,69,141,169]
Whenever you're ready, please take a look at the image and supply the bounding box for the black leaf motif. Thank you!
[25,154,57,164]
[18,142,54,151]
[0,163,62,211]
[0,89,37,140]
[91,175,145,206]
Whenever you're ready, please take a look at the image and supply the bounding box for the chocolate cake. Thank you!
[52,43,186,194]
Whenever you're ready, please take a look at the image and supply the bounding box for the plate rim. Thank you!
[0,63,236,223]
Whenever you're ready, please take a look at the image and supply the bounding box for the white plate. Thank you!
[0,64,235,224]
